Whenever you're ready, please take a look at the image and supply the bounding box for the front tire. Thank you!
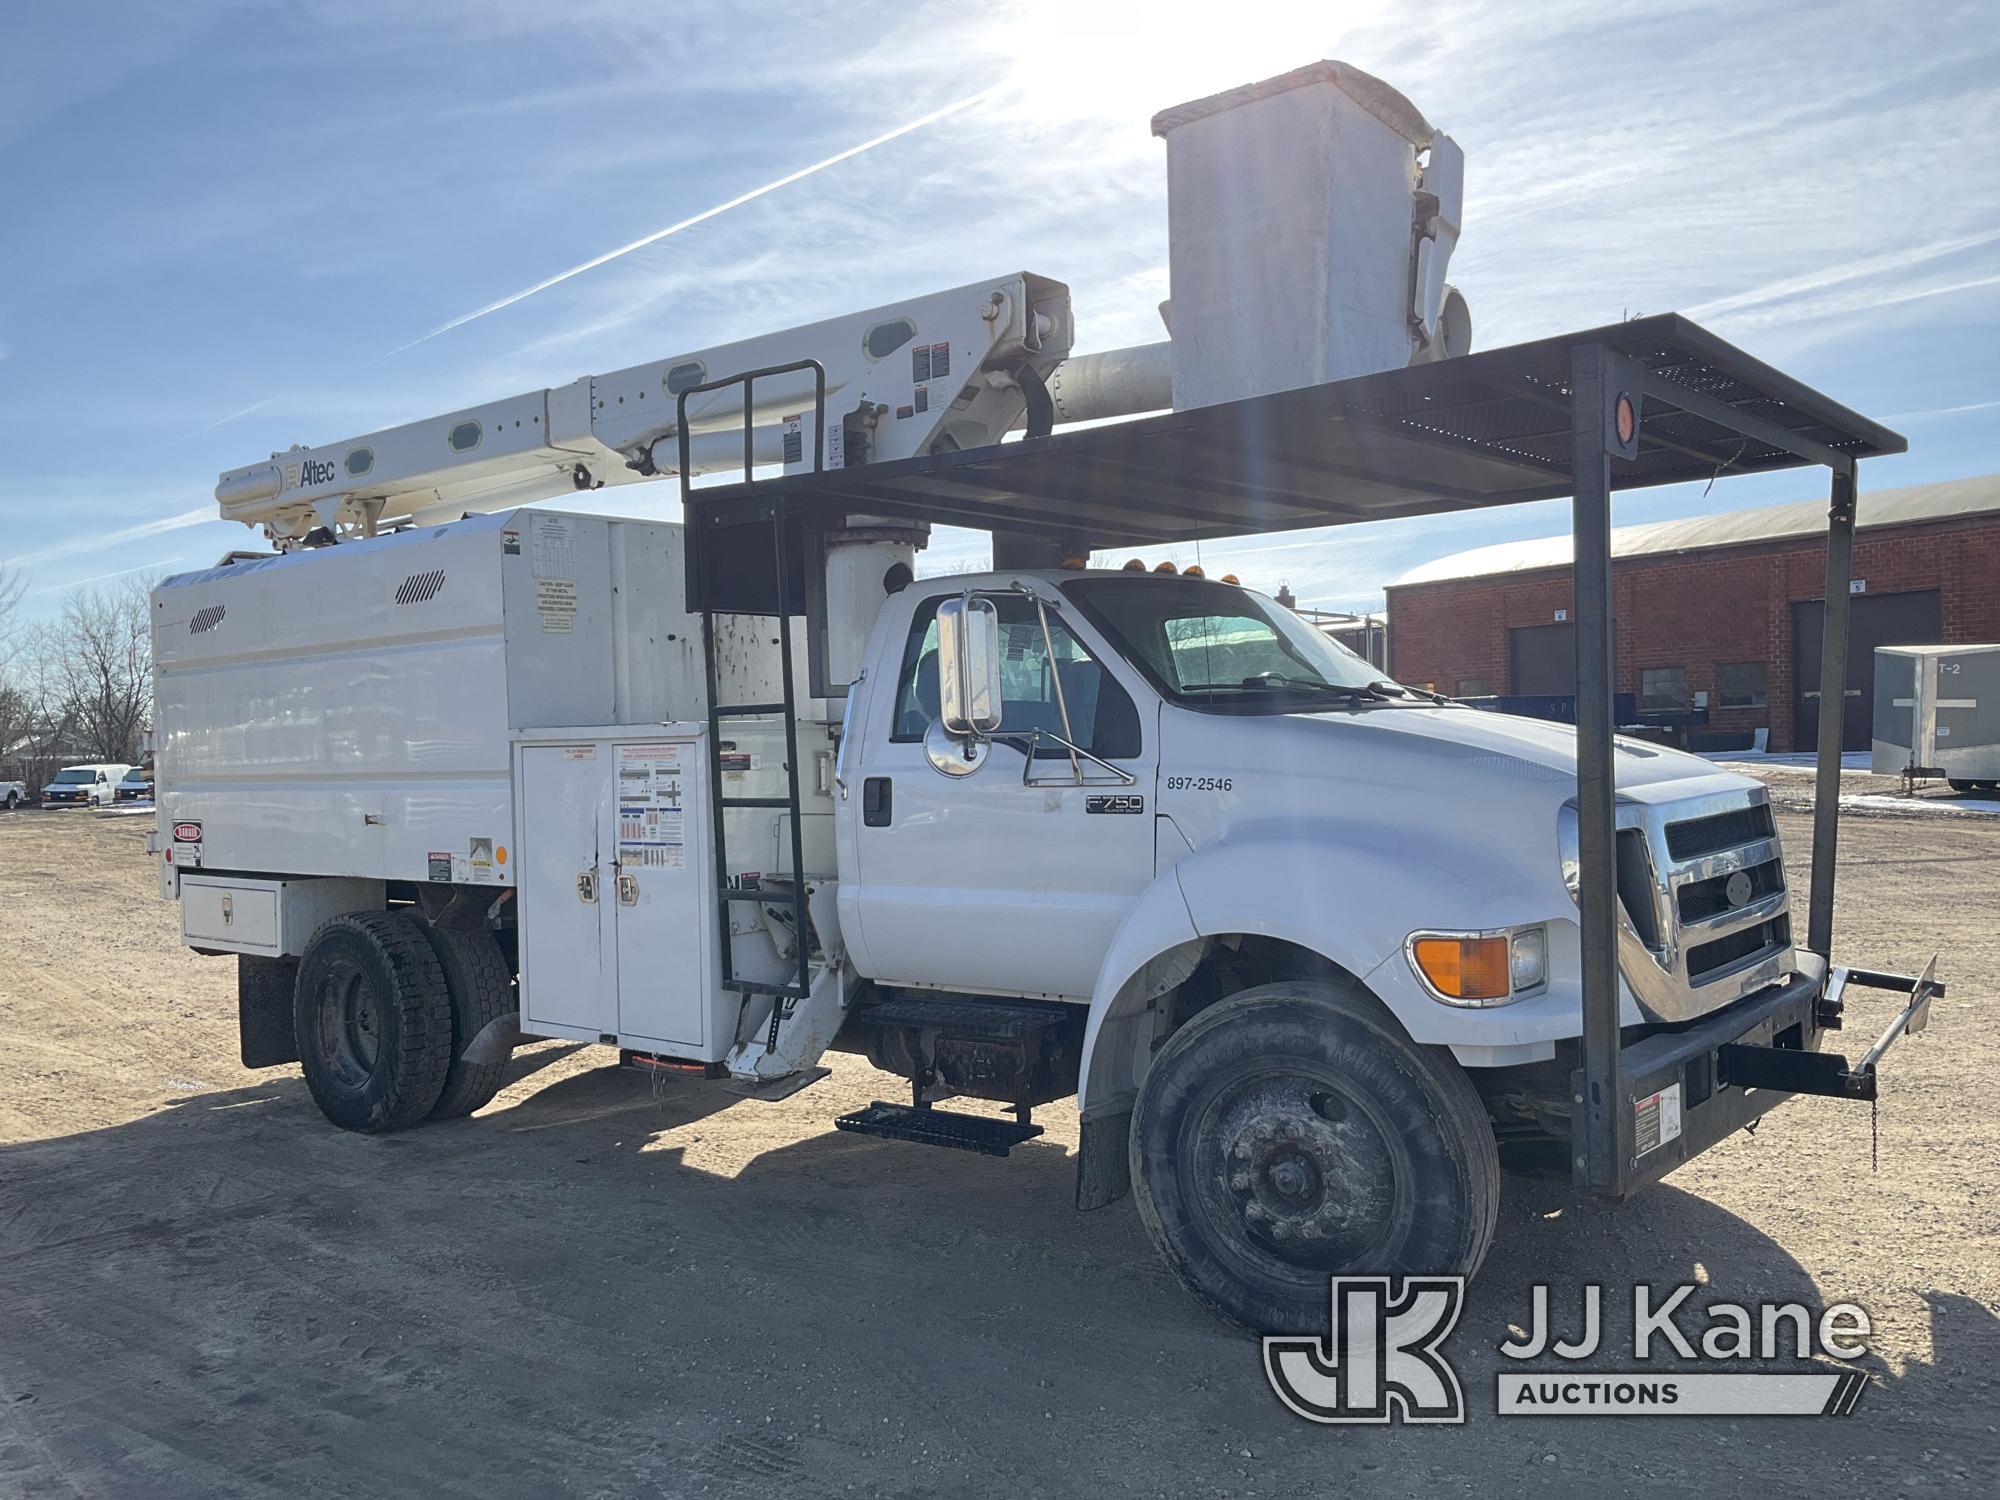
[294,911,453,1132]
[1131,980,1500,1334]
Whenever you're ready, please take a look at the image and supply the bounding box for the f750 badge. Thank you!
[1086,794,1144,815]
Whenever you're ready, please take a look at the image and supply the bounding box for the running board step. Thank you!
[834,1101,1044,1158]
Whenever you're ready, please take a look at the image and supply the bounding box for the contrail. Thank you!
[385,84,1001,357]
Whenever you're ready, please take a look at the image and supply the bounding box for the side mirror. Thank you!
[935,596,1002,736]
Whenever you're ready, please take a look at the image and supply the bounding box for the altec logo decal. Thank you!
[1265,1279,1873,1424]
[297,458,337,487]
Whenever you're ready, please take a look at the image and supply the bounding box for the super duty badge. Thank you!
[1086,794,1144,815]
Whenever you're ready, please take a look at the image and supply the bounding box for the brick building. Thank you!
[1384,476,2000,752]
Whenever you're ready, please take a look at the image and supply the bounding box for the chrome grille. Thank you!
[1664,803,1775,861]
[1566,784,1796,1023]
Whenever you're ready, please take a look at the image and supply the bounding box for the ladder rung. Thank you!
[714,702,787,717]
[720,795,793,808]
[724,978,810,998]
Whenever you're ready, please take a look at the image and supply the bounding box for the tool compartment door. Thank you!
[517,743,616,1036]
[610,738,712,1056]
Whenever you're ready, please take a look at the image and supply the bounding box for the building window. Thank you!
[1455,677,1492,698]
[1640,667,1688,712]
[1717,661,1768,710]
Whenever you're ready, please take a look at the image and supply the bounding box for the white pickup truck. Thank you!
[0,780,25,811]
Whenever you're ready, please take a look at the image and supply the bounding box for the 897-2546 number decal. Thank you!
[1167,776,1234,792]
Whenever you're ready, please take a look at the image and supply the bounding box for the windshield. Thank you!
[1062,576,1407,712]
[121,770,150,784]
[52,769,97,784]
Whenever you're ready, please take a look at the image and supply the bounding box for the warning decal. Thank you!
[1634,1084,1684,1157]
[616,743,686,870]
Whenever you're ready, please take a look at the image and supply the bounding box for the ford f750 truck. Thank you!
[150,61,1938,1331]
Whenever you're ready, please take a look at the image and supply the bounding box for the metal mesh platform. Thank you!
[687,314,1904,549]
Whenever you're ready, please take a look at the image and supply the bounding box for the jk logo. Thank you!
[1263,1276,1466,1424]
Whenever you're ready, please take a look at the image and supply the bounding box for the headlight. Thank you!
[1509,926,1548,990]
[1407,924,1549,1007]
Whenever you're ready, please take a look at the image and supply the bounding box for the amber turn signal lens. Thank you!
[1411,935,1512,1001]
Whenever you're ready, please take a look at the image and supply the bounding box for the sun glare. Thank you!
[993,0,1391,134]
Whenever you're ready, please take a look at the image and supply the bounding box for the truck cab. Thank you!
[837,566,1794,1051]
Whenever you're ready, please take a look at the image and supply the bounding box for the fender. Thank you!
[1078,823,1566,1118]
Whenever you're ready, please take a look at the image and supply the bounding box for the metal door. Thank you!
[518,743,615,1034]
[609,739,711,1054]
[1792,590,1941,752]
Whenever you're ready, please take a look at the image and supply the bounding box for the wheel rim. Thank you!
[1187,1064,1410,1276]
[312,956,381,1089]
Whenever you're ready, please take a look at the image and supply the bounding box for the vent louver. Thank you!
[189,605,226,635]
[394,570,446,605]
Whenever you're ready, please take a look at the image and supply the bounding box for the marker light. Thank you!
[1410,935,1511,1002]
[1123,558,1147,571]
[1154,560,1178,574]
[1407,926,1549,1006]
[1221,574,1240,585]
[1182,564,1205,578]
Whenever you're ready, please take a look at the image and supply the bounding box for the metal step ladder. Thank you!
[677,360,826,1050]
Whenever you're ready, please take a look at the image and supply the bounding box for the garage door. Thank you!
[1509,620,1617,697]
[1791,589,1941,753]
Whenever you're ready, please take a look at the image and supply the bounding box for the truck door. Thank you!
[842,589,1156,1000]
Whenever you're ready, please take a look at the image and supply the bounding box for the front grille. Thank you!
[1665,803,1775,860]
[1676,856,1785,924]
[1687,913,1790,980]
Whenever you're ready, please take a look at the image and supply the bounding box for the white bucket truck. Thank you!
[153,63,1937,1331]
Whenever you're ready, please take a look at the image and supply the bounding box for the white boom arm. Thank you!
[214,59,1469,549]
[217,273,1073,545]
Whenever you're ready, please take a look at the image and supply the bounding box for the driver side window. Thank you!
[891,595,1141,758]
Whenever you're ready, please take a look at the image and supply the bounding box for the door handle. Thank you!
[862,776,892,827]
[617,872,639,906]
[577,871,598,904]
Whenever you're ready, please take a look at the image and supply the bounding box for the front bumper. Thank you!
[1574,957,1942,1198]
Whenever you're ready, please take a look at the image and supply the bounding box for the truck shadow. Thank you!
[1,1056,1991,1493]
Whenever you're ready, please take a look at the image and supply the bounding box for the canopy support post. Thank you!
[1807,462,1858,957]
[1570,342,1624,1195]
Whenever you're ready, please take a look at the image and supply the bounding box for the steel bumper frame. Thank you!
[1576,956,1943,1199]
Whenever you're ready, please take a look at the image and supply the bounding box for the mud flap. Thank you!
[238,955,300,1068]
[1075,1108,1132,1211]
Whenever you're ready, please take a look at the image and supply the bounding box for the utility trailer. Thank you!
[152,61,1944,1332]
[1872,642,2000,791]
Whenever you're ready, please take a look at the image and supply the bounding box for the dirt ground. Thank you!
[2,791,1995,1498]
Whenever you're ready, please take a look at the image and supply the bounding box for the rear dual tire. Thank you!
[294,912,512,1132]
[1131,980,1500,1334]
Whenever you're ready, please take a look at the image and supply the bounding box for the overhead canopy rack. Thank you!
[683,312,1909,1202]
[686,314,1903,549]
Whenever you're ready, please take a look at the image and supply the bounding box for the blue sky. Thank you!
[3,0,1996,618]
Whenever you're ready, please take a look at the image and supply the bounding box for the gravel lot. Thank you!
[1,788,1994,1498]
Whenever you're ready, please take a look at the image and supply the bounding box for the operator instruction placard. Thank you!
[530,513,577,633]
[617,743,686,870]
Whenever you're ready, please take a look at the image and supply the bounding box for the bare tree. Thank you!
[55,578,156,763]
[0,623,79,790]
[0,561,23,676]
